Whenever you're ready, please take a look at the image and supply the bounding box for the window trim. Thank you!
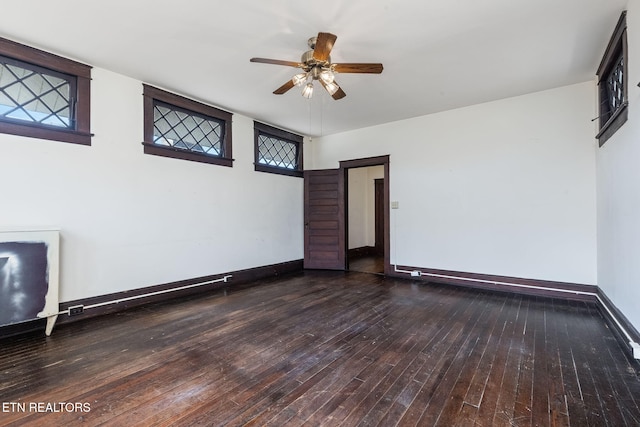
[596,11,628,147]
[142,84,233,167]
[253,121,303,178]
[0,37,92,145]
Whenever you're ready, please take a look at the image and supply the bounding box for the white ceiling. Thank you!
[0,0,628,137]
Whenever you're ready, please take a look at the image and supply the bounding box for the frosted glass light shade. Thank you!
[324,81,339,95]
[302,82,314,98]
[320,69,335,84]
[292,73,307,87]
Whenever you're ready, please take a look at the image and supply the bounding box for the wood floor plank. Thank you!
[566,301,619,427]
[263,307,417,425]
[413,293,497,426]
[577,303,635,426]
[176,278,403,426]
[394,290,489,425]
[1,269,639,426]
[334,318,433,426]
[156,287,396,425]
[529,297,552,426]
[511,296,536,426]
[454,294,511,425]
[450,298,524,426]
[223,316,392,425]
[544,299,571,427]
[602,346,640,425]
[491,296,530,427]
[371,285,473,426]
[468,294,524,426]
[552,299,590,427]
[217,307,411,426]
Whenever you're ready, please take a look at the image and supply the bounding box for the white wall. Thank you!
[348,165,384,249]
[597,0,640,331]
[0,67,303,302]
[310,82,597,285]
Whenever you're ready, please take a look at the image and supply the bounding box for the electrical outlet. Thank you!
[411,271,421,277]
[68,305,84,316]
[632,342,640,360]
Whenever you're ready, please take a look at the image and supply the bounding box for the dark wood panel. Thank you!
[308,251,339,261]
[308,206,338,213]
[307,214,339,223]
[304,169,345,270]
[309,236,339,246]
[1,271,639,426]
[308,198,339,206]
[308,190,338,199]
[307,183,338,192]
[308,220,338,230]
[307,174,339,184]
[306,205,338,214]
[308,228,341,236]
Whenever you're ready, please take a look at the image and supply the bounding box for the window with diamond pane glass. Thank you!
[257,134,298,169]
[153,102,224,156]
[143,85,233,167]
[0,37,91,145]
[253,121,302,177]
[0,56,74,128]
[605,54,624,116]
[596,11,627,146]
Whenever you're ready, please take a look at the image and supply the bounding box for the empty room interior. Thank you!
[2,1,640,426]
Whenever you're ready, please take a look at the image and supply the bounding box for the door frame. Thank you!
[340,155,390,275]
[374,178,384,256]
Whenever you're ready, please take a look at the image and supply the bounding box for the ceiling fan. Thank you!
[250,32,383,100]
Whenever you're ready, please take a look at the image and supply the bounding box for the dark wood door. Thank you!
[304,169,345,270]
[374,178,384,256]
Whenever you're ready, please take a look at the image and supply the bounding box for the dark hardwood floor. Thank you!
[1,270,639,426]
[348,255,384,274]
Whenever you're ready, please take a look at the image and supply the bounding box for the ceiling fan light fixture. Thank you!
[324,81,339,96]
[320,69,335,84]
[250,31,383,100]
[292,72,307,87]
[302,82,314,99]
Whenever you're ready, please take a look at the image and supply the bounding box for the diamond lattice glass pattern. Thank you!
[606,54,624,114]
[0,59,72,128]
[153,103,223,156]
[257,134,298,169]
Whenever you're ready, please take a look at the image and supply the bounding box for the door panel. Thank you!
[304,169,345,270]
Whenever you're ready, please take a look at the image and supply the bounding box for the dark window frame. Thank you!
[0,37,92,145]
[142,84,233,167]
[254,121,303,178]
[596,11,628,146]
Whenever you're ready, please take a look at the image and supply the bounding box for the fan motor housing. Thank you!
[301,50,330,68]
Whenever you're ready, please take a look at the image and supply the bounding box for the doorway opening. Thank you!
[303,155,389,274]
[340,155,390,276]
[346,167,385,274]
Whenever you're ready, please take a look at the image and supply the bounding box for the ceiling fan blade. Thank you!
[250,58,302,68]
[331,86,346,100]
[313,32,337,62]
[320,80,346,100]
[273,79,295,95]
[333,63,384,74]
